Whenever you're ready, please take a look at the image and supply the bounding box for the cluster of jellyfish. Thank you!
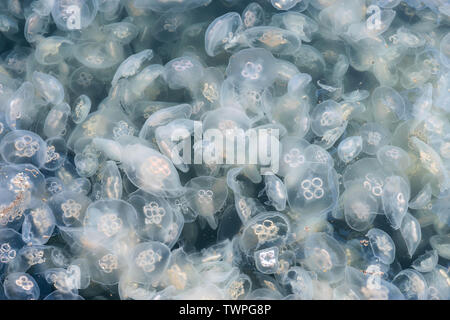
[0,0,448,300]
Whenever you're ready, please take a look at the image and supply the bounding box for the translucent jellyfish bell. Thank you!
[128,191,183,248]
[382,175,410,230]
[400,213,422,258]
[376,145,411,173]
[93,138,184,198]
[226,48,278,89]
[343,183,378,232]
[43,103,71,138]
[83,199,137,247]
[0,130,47,167]
[412,250,438,272]
[185,176,228,229]
[71,95,91,125]
[101,22,139,45]
[366,228,396,265]
[32,71,64,106]
[310,100,345,137]
[429,235,450,260]
[285,162,339,216]
[243,26,301,55]
[74,41,124,69]
[205,12,244,57]
[98,161,122,200]
[3,272,40,300]
[5,81,37,131]
[0,228,24,269]
[51,0,98,31]
[111,49,153,87]
[164,56,205,91]
[242,3,264,29]
[22,201,55,245]
[303,232,346,284]
[261,174,287,211]
[392,269,428,300]
[35,36,74,66]
[345,265,404,300]
[128,241,171,284]
[337,136,363,163]
[360,122,391,155]
[371,86,405,124]
[239,212,290,254]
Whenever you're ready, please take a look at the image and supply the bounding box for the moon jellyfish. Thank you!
[303,232,346,284]
[392,269,428,300]
[366,228,396,265]
[185,176,228,229]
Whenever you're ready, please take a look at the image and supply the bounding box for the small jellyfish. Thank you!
[48,191,91,228]
[83,199,137,247]
[366,228,396,265]
[22,201,55,245]
[382,175,410,230]
[226,48,278,89]
[128,241,171,284]
[261,174,287,211]
[360,122,391,156]
[111,49,153,87]
[400,213,422,258]
[128,191,183,248]
[408,183,432,210]
[244,26,301,55]
[284,163,338,216]
[337,136,363,163]
[74,152,99,178]
[376,145,411,173]
[225,274,252,300]
[71,95,91,124]
[392,269,428,300]
[303,232,346,284]
[32,71,65,106]
[185,176,228,229]
[74,41,124,69]
[412,250,438,272]
[254,247,279,274]
[239,212,290,254]
[99,161,123,200]
[242,3,264,28]
[0,228,24,267]
[0,130,47,168]
[43,137,68,172]
[35,36,73,66]
[429,235,450,260]
[3,272,40,300]
[5,81,37,131]
[343,183,378,232]
[371,86,405,124]
[102,22,139,45]
[43,103,71,138]
[310,100,345,137]
[164,56,205,91]
[205,12,244,57]
[283,266,314,300]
